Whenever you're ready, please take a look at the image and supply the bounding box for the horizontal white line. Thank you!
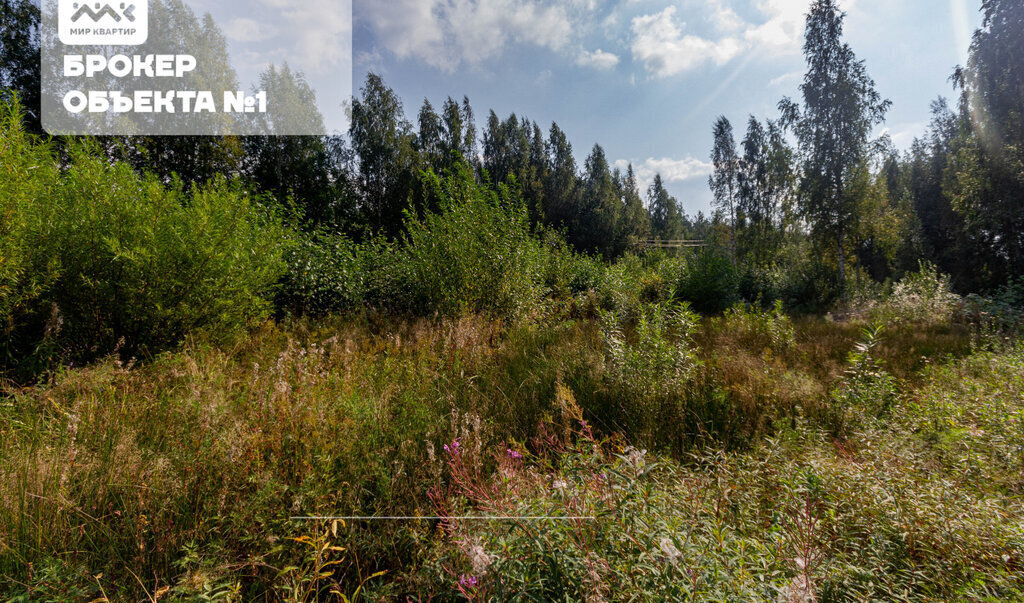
[290,516,597,521]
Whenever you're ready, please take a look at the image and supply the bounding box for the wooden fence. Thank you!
[640,240,706,249]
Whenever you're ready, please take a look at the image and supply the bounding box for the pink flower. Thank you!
[507,448,522,460]
[444,438,462,456]
[459,574,479,589]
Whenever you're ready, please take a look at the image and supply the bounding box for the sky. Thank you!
[192,0,984,215]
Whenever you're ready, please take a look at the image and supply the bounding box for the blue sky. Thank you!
[201,0,983,215]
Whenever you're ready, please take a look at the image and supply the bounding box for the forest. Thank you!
[1,0,1023,600]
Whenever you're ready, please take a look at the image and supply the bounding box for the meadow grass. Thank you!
[3,307,1020,601]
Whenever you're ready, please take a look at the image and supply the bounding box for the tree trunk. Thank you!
[837,233,846,298]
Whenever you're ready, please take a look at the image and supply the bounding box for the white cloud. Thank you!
[223,18,279,43]
[359,0,572,72]
[577,48,620,70]
[631,7,744,78]
[744,0,808,54]
[260,0,353,74]
[881,121,926,149]
[629,0,859,78]
[709,0,744,32]
[614,156,714,195]
[769,69,802,87]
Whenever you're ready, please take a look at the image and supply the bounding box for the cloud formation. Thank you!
[614,156,714,198]
[356,0,856,77]
[631,0,821,78]
[577,48,620,70]
[223,17,280,43]
[631,7,744,78]
[359,0,572,72]
[261,0,353,74]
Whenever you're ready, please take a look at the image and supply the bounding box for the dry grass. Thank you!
[0,312,1001,600]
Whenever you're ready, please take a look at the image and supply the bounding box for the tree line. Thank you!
[708,0,1023,295]
[2,0,1022,295]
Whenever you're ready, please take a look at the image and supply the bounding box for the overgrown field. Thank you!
[2,305,1022,601]
[3,96,1024,600]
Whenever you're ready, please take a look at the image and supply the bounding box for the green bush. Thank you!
[278,231,367,315]
[396,164,546,318]
[826,324,900,437]
[594,302,729,450]
[540,232,607,299]
[961,276,1024,336]
[590,253,686,320]
[715,300,797,353]
[777,253,842,313]
[252,161,555,321]
[0,100,291,376]
[677,247,740,314]
[870,262,961,325]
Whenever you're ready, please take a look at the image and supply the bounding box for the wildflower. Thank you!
[506,448,522,460]
[553,478,568,490]
[459,574,479,590]
[443,438,462,457]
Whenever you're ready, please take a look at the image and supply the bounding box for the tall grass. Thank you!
[3,305,1008,600]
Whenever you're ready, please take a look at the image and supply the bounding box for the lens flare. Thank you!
[951,0,1001,155]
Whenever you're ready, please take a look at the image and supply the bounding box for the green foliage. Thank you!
[961,276,1024,335]
[0,1,41,132]
[540,234,607,299]
[677,247,740,314]
[0,99,290,376]
[646,174,688,242]
[350,73,419,236]
[592,253,681,319]
[717,301,797,353]
[399,164,545,318]
[710,115,740,260]
[827,323,900,437]
[947,0,1024,280]
[780,0,891,289]
[869,262,962,325]
[279,232,368,315]
[278,163,549,320]
[599,302,701,400]
[775,246,843,313]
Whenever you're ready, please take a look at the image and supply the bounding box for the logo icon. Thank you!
[59,0,148,45]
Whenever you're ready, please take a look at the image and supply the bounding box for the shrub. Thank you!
[395,165,546,318]
[540,232,607,299]
[596,255,652,318]
[599,302,701,400]
[737,264,782,305]
[960,277,1024,337]
[777,253,843,313]
[595,302,727,449]
[677,247,740,314]
[278,231,367,315]
[0,100,291,377]
[871,262,960,325]
[714,300,797,353]
[825,324,899,438]
[276,163,549,320]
